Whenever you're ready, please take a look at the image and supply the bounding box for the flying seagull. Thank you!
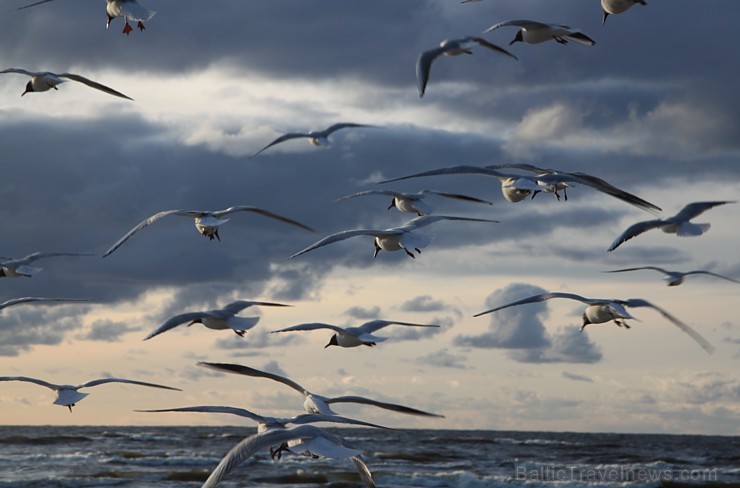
[271,319,441,348]
[334,189,493,216]
[0,297,91,312]
[201,424,375,488]
[13,0,156,35]
[416,36,517,97]
[0,68,133,99]
[103,205,314,257]
[144,300,291,340]
[0,252,94,278]
[607,201,735,252]
[474,291,715,354]
[601,0,647,25]
[483,20,596,46]
[290,215,499,259]
[0,376,181,412]
[198,361,445,418]
[137,405,391,434]
[250,123,375,158]
[380,163,661,213]
[604,266,740,287]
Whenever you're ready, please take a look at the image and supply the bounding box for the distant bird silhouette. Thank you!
[272,319,440,348]
[250,123,375,157]
[604,266,740,287]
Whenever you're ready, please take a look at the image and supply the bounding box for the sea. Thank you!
[0,426,737,488]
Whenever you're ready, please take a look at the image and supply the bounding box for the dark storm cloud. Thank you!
[0,305,88,356]
[454,283,602,363]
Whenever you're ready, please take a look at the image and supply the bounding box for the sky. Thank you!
[0,0,738,435]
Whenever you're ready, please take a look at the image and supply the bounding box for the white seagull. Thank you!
[416,36,517,97]
[272,319,441,348]
[198,362,445,418]
[380,164,661,212]
[607,201,735,252]
[290,215,499,259]
[144,300,291,340]
[0,376,181,412]
[604,266,740,287]
[601,0,647,25]
[0,297,91,312]
[103,205,314,257]
[334,189,493,216]
[0,68,133,100]
[0,252,94,278]
[474,291,715,354]
[13,0,156,35]
[250,123,375,158]
[201,424,375,488]
[484,20,596,46]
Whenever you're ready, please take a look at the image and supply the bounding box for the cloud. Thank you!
[76,319,139,342]
[0,306,88,356]
[391,316,452,342]
[561,371,593,383]
[416,348,468,370]
[399,295,460,316]
[344,306,381,320]
[213,329,305,351]
[454,284,602,364]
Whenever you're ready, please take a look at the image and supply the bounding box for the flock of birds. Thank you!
[1,0,736,487]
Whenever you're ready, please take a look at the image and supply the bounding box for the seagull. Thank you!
[136,405,391,434]
[416,36,517,98]
[144,300,291,340]
[250,123,375,158]
[473,291,715,354]
[607,201,735,252]
[0,376,181,412]
[334,189,493,216]
[0,297,91,312]
[0,68,133,100]
[103,205,314,257]
[604,266,740,287]
[601,0,647,25]
[380,164,661,213]
[483,20,596,46]
[271,319,441,348]
[0,252,94,278]
[290,215,499,260]
[200,424,375,488]
[198,362,445,418]
[13,0,156,35]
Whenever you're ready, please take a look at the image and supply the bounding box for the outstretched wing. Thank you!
[565,172,661,214]
[607,218,664,252]
[684,271,740,284]
[14,252,94,264]
[327,395,444,418]
[0,68,37,76]
[483,19,549,33]
[220,300,291,316]
[10,0,55,11]
[250,132,310,158]
[396,215,499,232]
[470,37,518,59]
[622,299,715,354]
[78,378,181,391]
[416,45,449,98]
[674,201,735,221]
[422,190,493,206]
[290,229,389,258]
[103,209,193,257]
[137,405,265,423]
[323,123,375,135]
[333,190,404,202]
[474,292,593,317]
[59,73,133,100]
[0,376,59,391]
[0,297,90,311]
[197,362,310,396]
[352,456,377,488]
[380,165,508,185]
[211,206,314,232]
[271,322,347,334]
[358,320,440,334]
[604,266,669,276]
[144,312,210,340]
